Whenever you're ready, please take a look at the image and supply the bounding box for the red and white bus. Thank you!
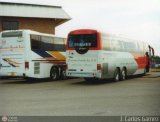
[66,29,154,81]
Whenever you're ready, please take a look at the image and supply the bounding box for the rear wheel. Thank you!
[50,67,59,81]
[114,68,120,82]
[60,69,67,80]
[121,68,127,80]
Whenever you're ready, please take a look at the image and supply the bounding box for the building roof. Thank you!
[0,2,71,26]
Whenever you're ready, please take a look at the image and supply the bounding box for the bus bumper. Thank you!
[66,71,101,78]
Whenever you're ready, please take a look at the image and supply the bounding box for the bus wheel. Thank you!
[50,67,59,81]
[114,68,120,82]
[121,68,127,80]
[61,69,67,80]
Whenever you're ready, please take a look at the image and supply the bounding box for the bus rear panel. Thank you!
[66,29,102,78]
[0,31,25,77]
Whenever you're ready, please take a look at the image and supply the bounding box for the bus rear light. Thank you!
[25,62,29,69]
[97,64,102,70]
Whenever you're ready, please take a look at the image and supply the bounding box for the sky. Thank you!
[1,0,160,55]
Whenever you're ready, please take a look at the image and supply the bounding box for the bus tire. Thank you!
[50,66,59,81]
[114,68,120,82]
[60,69,67,80]
[120,68,127,80]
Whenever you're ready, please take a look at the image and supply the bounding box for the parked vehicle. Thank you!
[0,30,66,80]
[66,29,154,81]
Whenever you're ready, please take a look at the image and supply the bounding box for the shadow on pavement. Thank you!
[70,78,116,86]
[70,73,159,86]
[0,78,66,84]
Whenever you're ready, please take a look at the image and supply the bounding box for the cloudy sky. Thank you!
[1,0,160,55]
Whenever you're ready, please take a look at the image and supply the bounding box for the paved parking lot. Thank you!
[0,72,160,116]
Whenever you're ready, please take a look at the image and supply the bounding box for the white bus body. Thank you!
[0,30,66,80]
[66,29,154,81]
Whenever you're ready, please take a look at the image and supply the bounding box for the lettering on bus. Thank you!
[73,42,92,47]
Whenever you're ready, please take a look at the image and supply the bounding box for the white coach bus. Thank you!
[0,30,66,80]
[66,29,154,81]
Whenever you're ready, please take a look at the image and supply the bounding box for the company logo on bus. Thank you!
[74,40,91,54]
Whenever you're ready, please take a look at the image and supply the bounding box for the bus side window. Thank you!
[31,40,40,50]
[30,34,40,50]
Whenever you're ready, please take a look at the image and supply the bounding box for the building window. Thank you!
[2,21,18,30]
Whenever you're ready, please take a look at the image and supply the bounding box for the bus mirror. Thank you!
[152,48,154,56]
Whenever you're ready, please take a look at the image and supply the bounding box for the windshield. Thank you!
[0,31,24,50]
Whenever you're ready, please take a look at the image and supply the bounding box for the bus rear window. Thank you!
[2,31,22,37]
[68,34,97,48]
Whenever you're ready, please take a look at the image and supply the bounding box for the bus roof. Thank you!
[69,29,98,35]
[0,29,65,38]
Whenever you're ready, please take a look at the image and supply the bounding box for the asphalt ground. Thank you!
[0,72,160,116]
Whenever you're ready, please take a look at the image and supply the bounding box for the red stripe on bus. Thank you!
[131,53,147,69]
[69,29,98,35]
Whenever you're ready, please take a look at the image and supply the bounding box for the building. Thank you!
[0,2,71,34]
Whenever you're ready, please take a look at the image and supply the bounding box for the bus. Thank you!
[66,29,154,81]
[0,30,66,80]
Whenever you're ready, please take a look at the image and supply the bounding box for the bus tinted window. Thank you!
[101,34,111,50]
[123,41,136,52]
[110,39,123,51]
[2,31,22,37]
[68,34,97,48]
[30,34,65,52]
[102,34,140,52]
